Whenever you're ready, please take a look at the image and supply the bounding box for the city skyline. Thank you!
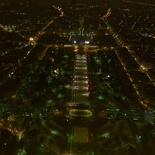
[0,0,155,155]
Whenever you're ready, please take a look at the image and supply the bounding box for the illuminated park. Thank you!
[0,0,155,155]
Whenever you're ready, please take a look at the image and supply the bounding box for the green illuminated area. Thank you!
[88,51,141,110]
[16,47,74,106]
[69,109,92,117]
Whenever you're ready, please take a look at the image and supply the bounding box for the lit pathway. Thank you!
[67,47,92,154]
[72,52,89,105]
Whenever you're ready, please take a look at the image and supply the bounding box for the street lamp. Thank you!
[29,37,36,45]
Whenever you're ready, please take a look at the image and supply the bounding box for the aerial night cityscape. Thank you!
[0,0,155,155]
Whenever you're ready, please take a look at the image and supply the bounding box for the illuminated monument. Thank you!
[70,17,94,45]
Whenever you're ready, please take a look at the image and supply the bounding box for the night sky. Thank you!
[0,0,155,5]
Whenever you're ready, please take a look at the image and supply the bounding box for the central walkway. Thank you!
[72,52,89,104]
[67,48,93,154]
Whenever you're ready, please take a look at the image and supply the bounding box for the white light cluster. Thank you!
[84,41,90,44]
